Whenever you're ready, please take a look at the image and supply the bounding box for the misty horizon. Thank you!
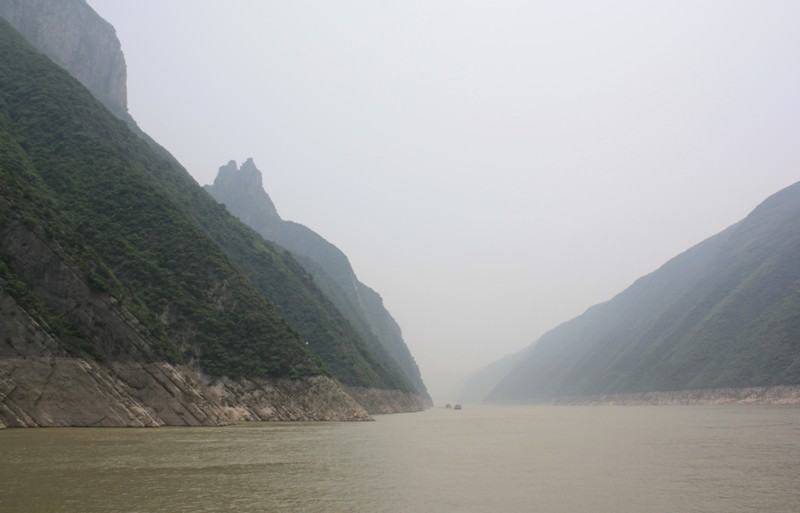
[88,0,800,401]
[3,2,800,511]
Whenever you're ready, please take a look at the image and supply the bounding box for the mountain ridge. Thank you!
[205,158,431,405]
[0,4,423,426]
[487,181,800,402]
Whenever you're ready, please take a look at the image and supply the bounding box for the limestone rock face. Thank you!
[0,357,373,427]
[0,4,411,427]
[0,192,370,427]
[0,194,160,366]
[0,280,371,428]
[0,0,127,118]
[210,375,371,422]
[345,386,429,415]
[0,358,163,428]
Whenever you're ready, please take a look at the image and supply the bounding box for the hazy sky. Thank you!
[88,0,800,402]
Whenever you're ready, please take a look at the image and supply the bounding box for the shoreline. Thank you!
[550,385,800,406]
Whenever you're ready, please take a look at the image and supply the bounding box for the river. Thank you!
[1,405,799,512]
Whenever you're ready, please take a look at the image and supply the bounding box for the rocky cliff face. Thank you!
[1,356,372,428]
[0,15,380,427]
[345,386,429,414]
[0,0,127,118]
[0,2,427,426]
[214,160,281,223]
[205,159,432,408]
[0,191,370,428]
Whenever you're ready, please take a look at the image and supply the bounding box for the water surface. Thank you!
[2,405,799,512]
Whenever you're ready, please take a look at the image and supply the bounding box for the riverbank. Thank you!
[552,385,800,405]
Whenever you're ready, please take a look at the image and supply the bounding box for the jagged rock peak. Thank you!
[240,157,263,181]
[215,158,263,189]
[205,161,432,404]
[208,159,281,221]
[0,0,128,118]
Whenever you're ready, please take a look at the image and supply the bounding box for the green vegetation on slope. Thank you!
[0,253,99,360]
[1,18,369,382]
[205,161,422,395]
[489,183,800,401]
[135,154,414,391]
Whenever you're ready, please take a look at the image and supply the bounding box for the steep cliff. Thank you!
[0,0,127,119]
[0,185,369,427]
[205,159,431,407]
[0,17,384,426]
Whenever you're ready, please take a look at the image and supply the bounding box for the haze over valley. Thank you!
[3,2,800,512]
[86,0,800,401]
[0,0,798,418]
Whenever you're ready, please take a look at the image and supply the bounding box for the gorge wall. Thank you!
[487,181,800,404]
[0,0,127,118]
[0,3,427,426]
[206,159,431,408]
[0,190,370,428]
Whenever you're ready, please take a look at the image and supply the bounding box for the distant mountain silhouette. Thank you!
[489,182,800,402]
[458,346,532,404]
[205,159,431,404]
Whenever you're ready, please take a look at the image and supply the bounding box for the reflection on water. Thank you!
[1,405,799,513]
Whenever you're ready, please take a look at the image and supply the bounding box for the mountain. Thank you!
[0,5,421,426]
[458,346,532,404]
[205,159,431,406]
[0,0,127,119]
[488,182,800,403]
